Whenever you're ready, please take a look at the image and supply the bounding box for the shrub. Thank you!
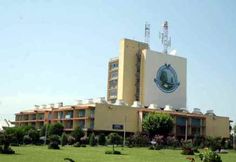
[89,133,97,146]
[80,136,88,145]
[105,150,121,155]
[71,127,84,142]
[67,135,76,145]
[199,149,222,162]
[28,129,39,144]
[48,123,64,136]
[23,135,32,144]
[48,135,60,149]
[61,133,68,146]
[0,133,15,154]
[73,142,81,147]
[181,140,194,155]
[81,144,86,147]
[166,136,179,148]
[98,133,106,145]
[127,132,149,147]
[107,133,122,153]
[142,113,174,137]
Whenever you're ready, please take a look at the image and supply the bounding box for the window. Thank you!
[90,109,95,118]
[109,80,118,88]
[111,71,118,78]
[176,117,187,126]
[58,112,63,119]
[111,63,118,69]
[191,118,200,127]
[78,120,85,129]
[109,89,117,97]
[65,111,73,119]
[78,110,85,117]
[90,120,94,129]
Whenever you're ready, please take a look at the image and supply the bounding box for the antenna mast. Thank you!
[160,21,171,54]
[145,22,150,44]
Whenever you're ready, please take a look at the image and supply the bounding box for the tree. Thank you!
[71,127,84,142]
[48,123,64,136]
[28,129,39,144]
[107,133,122,152]
[98,133,106,145]
[0,132,15,154]
[48,135,60,149]
[142,112,174,137]
[89,133,96,146]
[61,133,68,146]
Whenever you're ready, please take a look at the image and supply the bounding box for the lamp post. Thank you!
[123,115,127,147]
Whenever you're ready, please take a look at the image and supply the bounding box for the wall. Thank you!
[117,39,149,105]
[140,50,187,108]
[94,103,139,132]
[205,115,230,138]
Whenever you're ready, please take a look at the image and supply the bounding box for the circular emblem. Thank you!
[154,64,180,93]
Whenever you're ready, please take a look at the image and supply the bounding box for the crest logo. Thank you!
[154,64,180,93]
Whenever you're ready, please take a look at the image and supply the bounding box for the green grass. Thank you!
[0,145,235,162]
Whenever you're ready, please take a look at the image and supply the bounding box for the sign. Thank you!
[154,64,180,93]
[112,124,123,130]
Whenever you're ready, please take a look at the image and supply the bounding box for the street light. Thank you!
[123,115,127,147]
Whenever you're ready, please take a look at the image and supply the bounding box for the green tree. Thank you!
[48,123,64,136]
[98,133,106,145]
[142,112,174,137]
[48,135,60,149]
[107,133,122,152]
[89,133,96,146]
[28,129,39,144]
[71,127,84,142]
[61,133,68,146]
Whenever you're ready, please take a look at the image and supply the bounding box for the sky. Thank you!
[0,0,236,123]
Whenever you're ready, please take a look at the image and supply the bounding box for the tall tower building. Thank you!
[107,38,186,109]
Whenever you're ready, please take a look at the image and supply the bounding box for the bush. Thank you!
[80,136,88,145]
[23,135,32,144]
[28,129,39,144]
[142,113,174,137]
[61,133,68,146]
[166,136,179,148]
[81,144,86,147]
[199,149,222,162]
[71,127,84,142]
[67,135,76,145]
[127,132,149,147]
[73,142,81,147]
[48,123,64,136]
[181,140,194,155]
[107,133,122,153]
[89,133,97,146]
[98,133,106,145]
[105,150,121,155]
[0,133,15,154]
[48,135,60,149]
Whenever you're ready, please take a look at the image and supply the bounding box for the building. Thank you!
[13,22,230,138]
[13,100,230,138]
[107,39,186,109]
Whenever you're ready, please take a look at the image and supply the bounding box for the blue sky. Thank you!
[0,0,236,123]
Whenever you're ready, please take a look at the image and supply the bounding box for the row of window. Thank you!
[16,109,95,121]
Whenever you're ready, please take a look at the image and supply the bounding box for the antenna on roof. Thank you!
[145,22,150,44]
[159,21,171,54]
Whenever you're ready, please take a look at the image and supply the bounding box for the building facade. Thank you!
[107,39,186,108]
[13,102,230,138]
[13,38,230,139]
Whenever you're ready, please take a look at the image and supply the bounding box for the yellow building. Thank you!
[13,101,230,138]
[107,39,186,108]
[13,38,230,139]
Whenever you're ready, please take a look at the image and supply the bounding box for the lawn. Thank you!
[0,146,235,162]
